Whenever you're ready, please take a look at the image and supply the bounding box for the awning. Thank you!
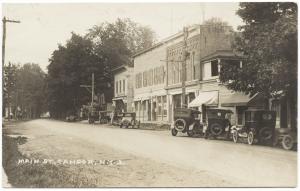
[188,91,218,107]
[221,92,258,107]
[112,97,125,101]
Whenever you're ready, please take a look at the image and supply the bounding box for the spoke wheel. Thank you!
[282,135,294,150]
[233,130,238,143]
[247,131,254,145]
[210,123,223,136]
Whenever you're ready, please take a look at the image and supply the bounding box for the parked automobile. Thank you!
[205,108,233,139]
[232,109,276,145]
[99,111,111,124]
[273,128,297,150]
[171,108,204,137]
[66,115,77,122]
[88,106,99,124]
[119,112,140,128]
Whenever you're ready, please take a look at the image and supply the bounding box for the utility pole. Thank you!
[181,27,189,108]
[91,73,94,106]
[80,73,95,106]
[2,17,20,118]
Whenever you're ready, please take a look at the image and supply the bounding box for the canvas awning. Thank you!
[188,91,218,107]
[112,97,125,101]
[221,92,258,107]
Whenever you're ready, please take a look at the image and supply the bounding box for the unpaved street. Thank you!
[4,119,297,187]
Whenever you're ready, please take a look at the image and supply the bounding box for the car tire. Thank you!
[282,134,294,150]
[247,131,254,145]
[232,130,238,143]
[174,119,186,132]
[171,128,178,136]
[88,118,94,124]
[209,123,223,136]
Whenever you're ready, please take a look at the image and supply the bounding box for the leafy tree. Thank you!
[47,19,156,118]
[203,17,230,26]
[220,2,297,128]
[12,63,47,119]
[47,33,100,118]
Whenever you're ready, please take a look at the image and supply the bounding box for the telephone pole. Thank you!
[181,27,189,108]
[80,73,95,106]
[2,17,20,118]
[2,17,20,67]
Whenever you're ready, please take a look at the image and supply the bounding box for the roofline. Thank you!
[132,25,200,58]
[201,50,245,62]
[133,24,234,58]
[111,64,132,74]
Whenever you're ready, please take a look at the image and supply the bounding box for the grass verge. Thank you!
[2,135,99,188]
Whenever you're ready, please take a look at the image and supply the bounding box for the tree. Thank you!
[47,19,156,118]
[47,33,100,118]
[12,63,47,119]
[220,2,297,128]
[203,17,230,26]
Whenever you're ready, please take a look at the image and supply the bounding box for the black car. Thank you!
[205,108,233,139]
[119,112,140,128]
[232,109,276,145]
[171,108,204,137]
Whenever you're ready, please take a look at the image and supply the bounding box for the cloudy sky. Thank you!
[2,2,243,72]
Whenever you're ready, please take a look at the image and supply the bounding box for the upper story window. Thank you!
[211,60,219,77]
[116,81,118,94]
[202,59,219,80]
[123,79,125,93]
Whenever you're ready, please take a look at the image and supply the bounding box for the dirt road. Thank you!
[3,119,297,187]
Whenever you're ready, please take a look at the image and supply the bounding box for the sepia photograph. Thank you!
[1,0,298,189]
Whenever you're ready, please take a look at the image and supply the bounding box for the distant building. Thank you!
[112,65,134,113]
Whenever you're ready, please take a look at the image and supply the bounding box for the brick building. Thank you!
[133,24,267,125]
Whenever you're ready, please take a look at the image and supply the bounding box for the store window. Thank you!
[237,106,247,125]
[123,79,125,93]
[157,96,162,115]
[271,100,281,128]
[163,96,167,116]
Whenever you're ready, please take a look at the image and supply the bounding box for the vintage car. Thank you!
[232,109,276,145]
[98,111,111,124]
[171,108,204,137]
[66,115,77,122]
[273,128,297,150]
[119,112,140,128]
[205,108,233,139]
[88,106,99,124]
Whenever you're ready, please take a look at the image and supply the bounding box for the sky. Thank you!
[2,2,244,72]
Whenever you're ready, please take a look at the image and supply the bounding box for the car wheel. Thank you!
[282,135,294,150]
[210,123,223,136]
[248,131,254,145]
[232,130,238,143]
[88,118,94,124]
[187,130,194,137]
[171,128,178,136]
[174,119,186,132]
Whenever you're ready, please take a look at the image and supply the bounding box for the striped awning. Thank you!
[188,91,218,107]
